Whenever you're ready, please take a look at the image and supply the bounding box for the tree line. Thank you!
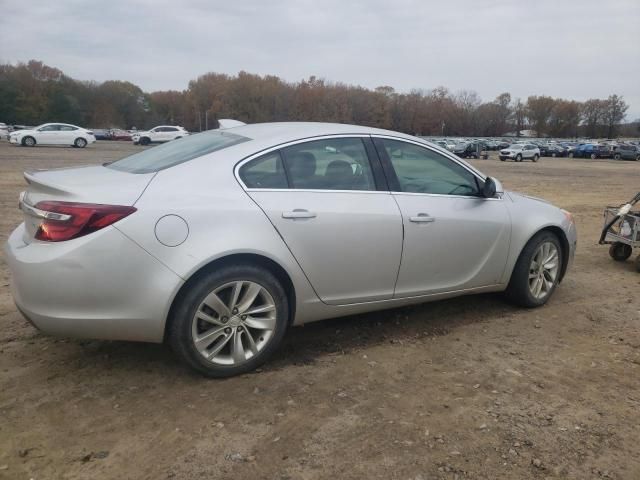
[0,60,635,138]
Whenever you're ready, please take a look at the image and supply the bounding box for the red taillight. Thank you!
[34,201,136,242]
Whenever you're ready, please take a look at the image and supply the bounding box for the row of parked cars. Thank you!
[428,135,640,162]
[1,122,190,148]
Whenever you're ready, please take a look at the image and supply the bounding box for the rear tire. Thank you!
[569,152,574,158]
[590,153,597,159]
[505,231,563,308]
[551,152,557,157]
[168,264,289,377]
[609,242,632,261]
[614,153,621,160]
[74,137,87,148]
[22,136,36,147]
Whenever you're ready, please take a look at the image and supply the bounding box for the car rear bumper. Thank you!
[5,223,183,343]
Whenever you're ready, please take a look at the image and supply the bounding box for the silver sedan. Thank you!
[5,123,577,377]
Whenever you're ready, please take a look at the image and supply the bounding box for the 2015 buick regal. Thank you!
[5,123,577,377]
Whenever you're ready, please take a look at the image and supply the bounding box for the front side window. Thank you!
[380,138,480,196]
[107,130,250,173]
[239,151,288,189]
[281,137,376,191]
[39,125,60,132]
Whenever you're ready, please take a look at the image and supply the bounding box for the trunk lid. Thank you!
[20,165,155,242]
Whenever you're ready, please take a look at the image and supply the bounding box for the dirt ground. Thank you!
[1,140,639,480]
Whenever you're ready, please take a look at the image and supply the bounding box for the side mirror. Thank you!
[483,176,502,198]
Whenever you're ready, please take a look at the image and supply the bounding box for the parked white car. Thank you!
[499,143,540,162]
[132,126,189,145]
[9,123,96,148]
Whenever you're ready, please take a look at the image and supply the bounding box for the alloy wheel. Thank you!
[528,242,559,300]
[191,281,277,366]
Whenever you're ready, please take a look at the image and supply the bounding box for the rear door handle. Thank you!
[282,209,317,219]
[409,213,435,223]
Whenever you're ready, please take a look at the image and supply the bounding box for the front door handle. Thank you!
[282,209,317,219]
[409,213,435,223]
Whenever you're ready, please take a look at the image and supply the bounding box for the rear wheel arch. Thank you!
[164,253,297,342]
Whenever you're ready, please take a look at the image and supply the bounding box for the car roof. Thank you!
[223,122,421,145]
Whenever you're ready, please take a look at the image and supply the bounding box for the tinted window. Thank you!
[107,130,250,173]
[39,125,60,131]
[281,137,376,191]
[381,139,480,196]
[239,151,288,189]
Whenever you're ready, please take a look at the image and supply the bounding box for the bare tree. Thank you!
[602,94,629,138]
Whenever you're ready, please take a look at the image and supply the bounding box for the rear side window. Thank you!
[107,130,249,173]
[239,151,288,188]
[281,137,376,191]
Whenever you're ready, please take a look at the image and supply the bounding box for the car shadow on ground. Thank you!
[31,292,516,378]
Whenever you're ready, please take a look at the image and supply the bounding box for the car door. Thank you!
[58,125,78,145]
[238,136,403,305]
[164,127,179,140]
[149,127,163,142]
[36,124,61,145]
[373,136,511,298]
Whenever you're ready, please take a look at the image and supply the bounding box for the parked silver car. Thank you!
[5,123,576,377]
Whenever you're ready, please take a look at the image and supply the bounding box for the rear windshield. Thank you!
[107,130,250,173]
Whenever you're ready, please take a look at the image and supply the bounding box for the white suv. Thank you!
[132,126,189,145]
[499,143,540,162]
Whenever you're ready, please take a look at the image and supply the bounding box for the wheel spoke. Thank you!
[202,291,231,317]
[229,281,243,311]
[534,276,543,297]
[206,333,233,360]
[194,326,226,354]
[236,283,262,313]
[231,330,246,363]
[243,304,276,315]
[244,315,276,331]
[196,310,223,326]
[241,326,259,355]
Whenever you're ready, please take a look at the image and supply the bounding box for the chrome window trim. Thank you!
[233,134,378,192]
[233,132,501,201]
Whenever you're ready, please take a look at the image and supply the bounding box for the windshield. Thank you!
[107,130,250,173]
[508,144,523,149]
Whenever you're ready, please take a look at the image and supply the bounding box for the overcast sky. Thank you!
[1,0,639,119]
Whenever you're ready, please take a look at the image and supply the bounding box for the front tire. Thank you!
[74,137,87,148]
[614,153,621,160]
[590,153,597,159]
[139,137,150,146]
[516,154,522,162]
[22,136,36,147]
[168,264,289,377]
[532,154,539,162]
[569,152,574,158]
[505,231,563,308]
